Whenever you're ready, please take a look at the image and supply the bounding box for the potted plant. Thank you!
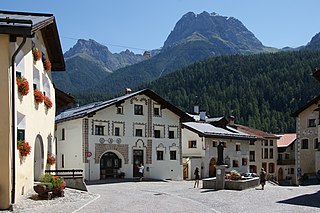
[47,152,56,165]
[32,47,42,61]
[39,174,66,197]
[43,96,53,109]
[17,140,31,157]
[42,58,52,72]
[34,89,44,104]
[16,77,29,96]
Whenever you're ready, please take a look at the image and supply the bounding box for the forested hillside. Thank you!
[144,51,320,133]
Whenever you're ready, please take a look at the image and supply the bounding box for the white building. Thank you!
[0,11,65,210]
[55,89,192,181]
[182,120,255,179]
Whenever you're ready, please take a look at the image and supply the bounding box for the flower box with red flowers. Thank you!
[32,47,42,61]
[44,96,53,109]
[16,77,29,96]
[17,140,31,157]
[43,58,52,72]
[47,152,56,165]
[34,89,44,104]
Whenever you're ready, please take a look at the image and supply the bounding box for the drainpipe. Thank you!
[10,35,27,209]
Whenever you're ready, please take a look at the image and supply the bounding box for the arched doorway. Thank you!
[209,158,216,177]
[34,135,44,181]
[100,152,121,179]
[278,168,284,181]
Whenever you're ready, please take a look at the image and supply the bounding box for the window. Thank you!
[236,144,240,151]
[249,151,255,162]
[285,153,289,159]
[95,125,104,135]
[169,131,175,139]
[290,168,295,174]
[264,140,268,146]
[154,130,161,138]
[264,148,268,159]
[117,106,123,114]
[135,129,143,137]
[269,163,275,173]
[269,148,273,159]
[232,160,239,167]
[220,142,227,148]
[188,140,197,148]
[308,119,316,127]
[17,129,25,141]
[154,107,160,116]
[269,140,274,146]
[134,104,143,115]
[157,151,164,160]
[278,153,282,160]
[249,141,255,145]
[212,141,217,147]
[115,127,120,136]
[314,138,319,149]
[61,128,65,140]
[242,158,248,166]
[170,151,176,160]
[302,139,308,149]
[261,148,263,159]
[61,154,65,168]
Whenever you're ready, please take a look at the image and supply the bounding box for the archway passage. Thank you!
[34,135,44,181]
[209,158,216,177]
[100,152,122,179]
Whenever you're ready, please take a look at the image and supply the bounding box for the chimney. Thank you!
[228,116,235,125]
[199,111,206,121]
[125,88,132,94]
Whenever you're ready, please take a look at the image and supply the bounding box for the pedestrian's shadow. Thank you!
[255,188,264,190]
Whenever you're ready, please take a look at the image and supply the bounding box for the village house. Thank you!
[276,133,296,185]
[181,117,255,180]
[55,89,192,181]
[0,11,65,210]
[228,118,279,180]
[292,95,320,185]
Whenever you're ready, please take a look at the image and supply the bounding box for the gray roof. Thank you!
[183,122,256,140]
[56,89,193,123]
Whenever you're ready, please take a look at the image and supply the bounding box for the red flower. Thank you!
[43,96,53,109]
[34,89,44,104]
[17,140,31,157]
[32,47,42,61]
[16,77,29,96]
[43,58,52,72]
[47,152,56,165]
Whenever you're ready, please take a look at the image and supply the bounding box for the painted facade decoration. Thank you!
[0,11,65,210]
[55,89,192,181]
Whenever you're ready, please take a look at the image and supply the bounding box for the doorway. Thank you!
[34,135,44,181]
[209,158,216,177]
[278,168,284,181]
[100,152,121,179]
[133,150,143,177]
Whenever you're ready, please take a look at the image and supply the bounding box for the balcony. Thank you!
[277,159,295,165]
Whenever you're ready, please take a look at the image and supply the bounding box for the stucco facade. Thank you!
[56,90,191,181]
[0,11,65,210]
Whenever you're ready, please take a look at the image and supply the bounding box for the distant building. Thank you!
[276,133,296,185]
[55,89,192,181]
[0,11,65,210]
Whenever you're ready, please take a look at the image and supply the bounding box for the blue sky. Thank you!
[2,0,320,54]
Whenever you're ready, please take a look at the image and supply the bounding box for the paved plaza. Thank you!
[9,180,320,213]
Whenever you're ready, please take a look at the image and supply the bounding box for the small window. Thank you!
[314,138,319,149]
[308,119,316,127]
[157,151,164,160]
[16,71,21,78]
[134,104,143,115]
[61,128,65,140]
[154,130,161,138]
[232,160,239,167]
[269,140,274,146]
[117,106,123,114]
[115,127,120,136]
[264,140,268,146]
[269,148,273,159]
[170,151,176,160]
[61,154,65,168]
[269,163,275,173]
[290,168,294,174]
[278,153,282,160]
[249,151,255,162]
[264,148,268,159]
[249,141,255,145]
[221,142,227,148]
[188,140,197,148]
[212,141,217,147]
[135,129,143,137]
[33,84,37,90]
[17,129,25,141]
[242,158,248,166]
[302,139,308,149]
[285,153,289,159]
[154,107,160,116]
[169,131,175,139]
[95,125,104,135]
[236,144,240,151]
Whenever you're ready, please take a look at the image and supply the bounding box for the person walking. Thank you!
[259,168,267,190]
[137,163,144,181]
[194,167,200,188]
